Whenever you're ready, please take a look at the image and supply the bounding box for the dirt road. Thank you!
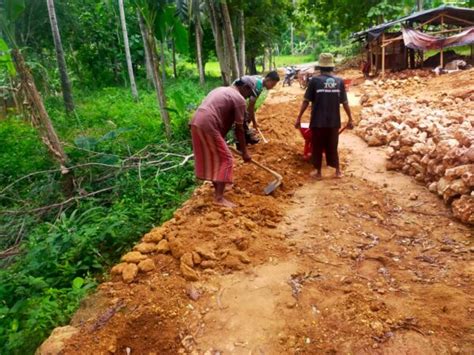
[56,73,473,355]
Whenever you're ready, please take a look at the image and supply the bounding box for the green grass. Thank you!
[198,54,317,78]
[273,54,315,67]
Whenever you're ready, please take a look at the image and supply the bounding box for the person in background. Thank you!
[190,80,256,207]
[283,65,297,86]
[295,53,353,179]
[234,71,280,145]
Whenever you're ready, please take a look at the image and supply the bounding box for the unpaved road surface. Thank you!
[60,71,473,355]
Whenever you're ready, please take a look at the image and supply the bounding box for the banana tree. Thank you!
[0,0,73,194]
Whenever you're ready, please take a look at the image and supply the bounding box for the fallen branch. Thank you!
[0,153,194,194]
[0,246,21,259]
[308,255,342,267]
[0,187,115,215]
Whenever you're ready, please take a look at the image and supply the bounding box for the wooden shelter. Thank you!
[353,5,474,76]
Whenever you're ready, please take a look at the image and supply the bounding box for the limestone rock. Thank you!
[110,262,127,275]
[180,262,199,281]
[122,263,138,283]
[229,250,251,264]
[452,196,474,225]
[194,246,217,260]
[442,179,470,203]
[181,252,194,268]
[462,171,474,188]
[192,251,202,265]
[36,326,78,355]
[156,239,170,254]
[223,255,244,270]
[445,164,474,180]
[168,237,186,259]
[121,251,147,264]
[138,258,156,273]
[133,242,158,254]
[142,227,165,243]
[200,260,217,269]
[356,85,473,225]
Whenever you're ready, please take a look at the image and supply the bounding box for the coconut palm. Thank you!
[46,0,75,113]
[118,0,139,100]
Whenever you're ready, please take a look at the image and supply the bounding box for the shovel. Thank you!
[257,128,269,144]
[230,146,283,195]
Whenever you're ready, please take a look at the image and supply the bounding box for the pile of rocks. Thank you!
[356,80,474,224]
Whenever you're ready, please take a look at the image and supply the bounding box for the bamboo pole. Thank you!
[369,43,374,76]
[381,33,385,77]
[415,14,442,30]
[443,14,474,26]
[427,27,466,36]
[440,15,444,68]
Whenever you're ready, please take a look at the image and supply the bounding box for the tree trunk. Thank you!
[417,0,423,11]
[193,0,205,85]
[238,10,245,76]
[268,47,272,70]
[46,0,74,114]
[262,49,266,72]
[118,0,138,100]
[160,40,166,82]
[142,19,171,138]
[137,10,154,86]
[290,2,295,53]
[172,37,178,79]
[220,0,240,80]
[11,48,74,195]
[247,56,257,75]
[205,0,230,85]
[194,20,205,85]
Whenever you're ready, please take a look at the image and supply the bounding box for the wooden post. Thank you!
[440,15,444,68]
[369,43,373,76]
[375,43,379,74]
[381,33,386,77]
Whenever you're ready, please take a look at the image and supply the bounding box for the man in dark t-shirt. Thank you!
[295,53,353,179]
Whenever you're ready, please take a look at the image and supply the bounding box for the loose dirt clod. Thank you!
[121,251,147,264]
[121,263,138,283]
[137,258,155,273]
[156,239,170,253]
[180,262,199,281]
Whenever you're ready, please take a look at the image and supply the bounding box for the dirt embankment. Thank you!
[38,70,473,355]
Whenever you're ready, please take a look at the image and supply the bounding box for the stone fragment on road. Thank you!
[195,246,217,260]
[180,262,200,281]
[111,262,127,275]
[156,239,170,253]
[121,251,147,264]
[138,258,155,272]
[181,252,194,267]
[122,263,138,283]
[134,242,158,254]
[169,237,186,259]
[36,326,78,355]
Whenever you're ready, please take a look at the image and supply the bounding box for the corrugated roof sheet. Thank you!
[352,5,474,41]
